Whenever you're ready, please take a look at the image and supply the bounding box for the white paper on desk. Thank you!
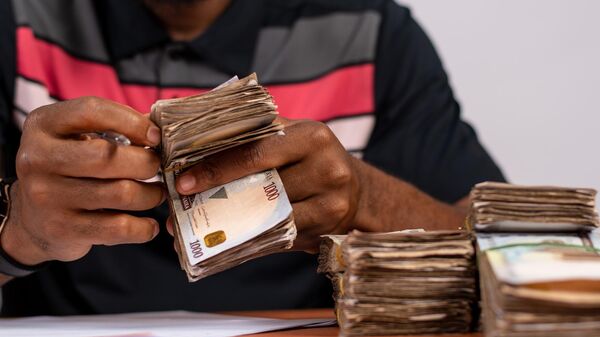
[0,310,335,337]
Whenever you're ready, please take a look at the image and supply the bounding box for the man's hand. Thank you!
[1,97,165,266]
[170,117,467,253]
[173,119,361,252]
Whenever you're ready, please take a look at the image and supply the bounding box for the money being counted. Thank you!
[151,74,296,281]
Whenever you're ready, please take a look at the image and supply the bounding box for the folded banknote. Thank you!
[151,74,296,281]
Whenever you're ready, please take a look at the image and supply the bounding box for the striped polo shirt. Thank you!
[0,0,504,315]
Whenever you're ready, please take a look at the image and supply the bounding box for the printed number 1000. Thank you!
[263,181,280,201]
[189,240,204,258]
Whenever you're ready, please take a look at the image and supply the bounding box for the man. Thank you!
[0,0,504,315]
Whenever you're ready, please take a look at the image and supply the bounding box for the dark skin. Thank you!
[0,0,468,285]
[143,0,232,40]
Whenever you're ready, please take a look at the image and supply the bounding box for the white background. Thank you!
[399,0,600,191]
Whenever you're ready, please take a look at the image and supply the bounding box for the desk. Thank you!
[233,309,483,337]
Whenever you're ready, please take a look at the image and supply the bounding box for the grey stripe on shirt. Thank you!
[13,0,110,62]
[117,11,381,87]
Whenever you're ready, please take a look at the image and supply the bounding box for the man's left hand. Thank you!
[174,118,361,252]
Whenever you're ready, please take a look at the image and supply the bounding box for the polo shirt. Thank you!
[0,0,505,316]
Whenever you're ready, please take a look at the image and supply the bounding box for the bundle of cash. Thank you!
[470,182,600,336]
[151,74,296,281]
[469,182,599,232]
[319,230,477,336]
[478,232,600,337]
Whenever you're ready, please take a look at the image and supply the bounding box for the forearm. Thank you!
[352,158,467,233]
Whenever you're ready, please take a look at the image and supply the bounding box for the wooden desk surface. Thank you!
[230,309,483,337]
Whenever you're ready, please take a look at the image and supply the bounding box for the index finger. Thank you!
[175,121,312,195]
[34,96,160,147]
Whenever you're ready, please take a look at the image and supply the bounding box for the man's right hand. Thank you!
[0,97,164,266]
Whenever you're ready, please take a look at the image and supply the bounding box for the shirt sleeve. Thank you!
[363,1,505,203]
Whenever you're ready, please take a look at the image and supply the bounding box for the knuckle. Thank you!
[22,107,44,131]
[77,96,102,111]
[15,148,37,176]
[310,122,335,145]
[323,198,350,221]
[324,161,353,186]
[89,140,115,167]
[23,181,52,207]
[73,96,103,125]
[110,215,133,239]
[114,180,137,209]
[18,109,56,176]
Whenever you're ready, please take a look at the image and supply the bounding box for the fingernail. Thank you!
[152,222,160,238]
[178,174,196,192]
[147,126,161,146]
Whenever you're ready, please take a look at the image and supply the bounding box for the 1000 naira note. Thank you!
[165,168,296,281]
[152,74,296,281]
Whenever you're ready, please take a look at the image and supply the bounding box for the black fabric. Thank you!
[1,0,504,316]
[96,0,170,61]
[97,0,264,76]
[0,0,15,146]
[0,0,19,178]
[365,2,504,202]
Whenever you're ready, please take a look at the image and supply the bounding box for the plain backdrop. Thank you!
[398,0,600,191]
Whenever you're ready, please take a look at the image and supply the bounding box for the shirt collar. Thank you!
[96,0,263,77]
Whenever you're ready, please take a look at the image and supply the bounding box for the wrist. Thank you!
[0,180,50,268]
[350,159,468,233]
[350,158,381,232]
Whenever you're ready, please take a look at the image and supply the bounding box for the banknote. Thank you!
[151,74,283,171]
[468,182,599,232]
[152,74,296,281]
[166,169,291,265]
[318,230,477,336]
[470,182,600,337]
[478,233,600,337]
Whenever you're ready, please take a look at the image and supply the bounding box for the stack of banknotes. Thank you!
[469,181,599,232]
[151,74,296,281]
[478,232,600,337]
[318,230,477,336]
[471,182,600,337]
